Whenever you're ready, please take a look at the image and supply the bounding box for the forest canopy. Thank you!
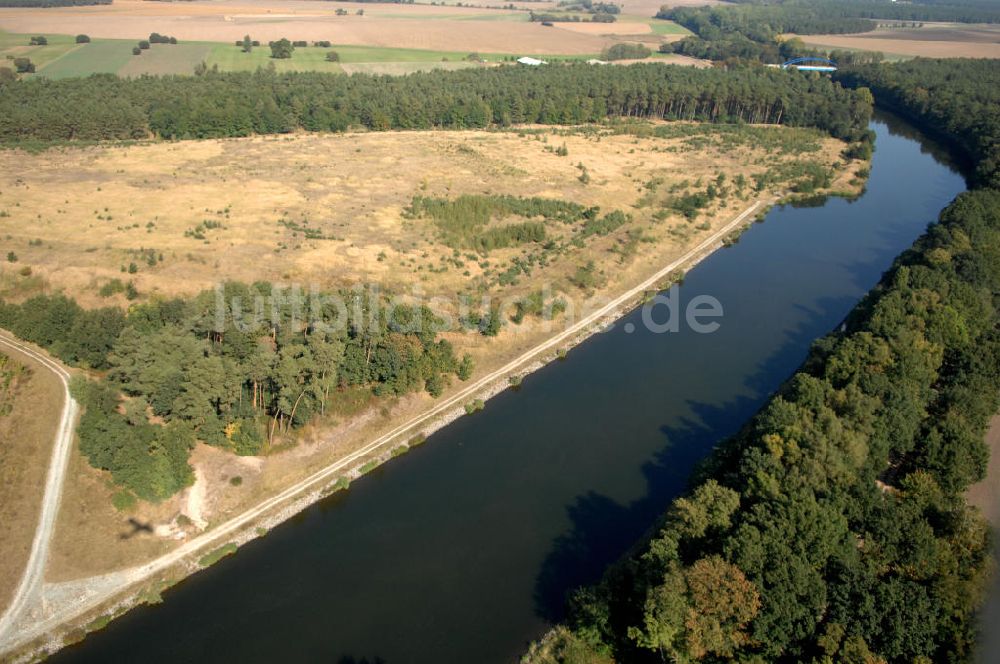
[838,58,1000,189]
[527,56,1000,664]
[0,63,873,144]
[0,283,470,501]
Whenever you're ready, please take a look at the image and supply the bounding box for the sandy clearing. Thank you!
[968,413,1000,528]
[554,21,652,35]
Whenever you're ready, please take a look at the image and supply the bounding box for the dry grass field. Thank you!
[795,22,1000,59]
[0,122,869,580]
[0,342,64,612]
[0,125,850,310]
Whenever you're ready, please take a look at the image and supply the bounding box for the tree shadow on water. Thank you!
[532,396,758,623]
[533,289,868,623]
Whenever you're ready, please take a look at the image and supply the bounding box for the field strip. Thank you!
[0,198,766,656]
[0,334,77,641]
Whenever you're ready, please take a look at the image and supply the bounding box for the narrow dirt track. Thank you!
[0,334,77,640]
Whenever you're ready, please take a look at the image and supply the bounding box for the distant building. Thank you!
[586,59,609,65]
[517,57,546,66]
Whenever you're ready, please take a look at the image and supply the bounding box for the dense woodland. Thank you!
[661,0,1000,65]
[0,284,470,501]
[660,0,1000,35]
[530,58,1000,664]
[0,64,873,143]
[838,59,1000,189]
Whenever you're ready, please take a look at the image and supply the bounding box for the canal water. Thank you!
[51,113,967,664]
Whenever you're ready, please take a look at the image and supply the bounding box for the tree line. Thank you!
[0,63,873,144]
[0,283,470,502]
[528,58,1000,664]
[659,0,1000,66]
[837,58,1000,189]
[661,0,1000,35]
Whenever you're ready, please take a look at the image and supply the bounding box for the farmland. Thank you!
[0,0,692,77]
[796,21,1000,59]
[802,22,1000,59]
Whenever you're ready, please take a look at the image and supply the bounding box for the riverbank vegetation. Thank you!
[527,56,1000,664]
[837,58,1000,189]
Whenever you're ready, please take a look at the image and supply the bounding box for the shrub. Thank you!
[12,58,34,74]
[229,475,242,486]
[132,47,141,56]
[98,279,125,297]
[6,251,16,262]
[198,543,237,567]
[270,38,294,59]
[75,34,90,43]
[111,490,137,512]
[601,42,651,61]
[138,40,150,50]
[29,35,47,46]
[325,50,340,62]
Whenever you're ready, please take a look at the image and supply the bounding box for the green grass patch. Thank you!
[206,43,343,73]
[0,32,82,70]
[358,459,380,475]
[198,542,237,568]
[37,39,135,79]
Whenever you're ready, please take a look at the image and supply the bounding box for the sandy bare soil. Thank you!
[968,413,1000,528]
[796,22,1000,59]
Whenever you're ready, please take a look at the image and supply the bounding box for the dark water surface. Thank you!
[51,114,966,664]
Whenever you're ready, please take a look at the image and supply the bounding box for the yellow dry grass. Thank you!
[17,123,867,581]
[0,341,64,612]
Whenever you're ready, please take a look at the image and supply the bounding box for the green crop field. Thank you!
[34,39,135,79]
[627,18,691,36]
[206,43,344,73]
[3,31,627,80]
[0,32,82,70]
